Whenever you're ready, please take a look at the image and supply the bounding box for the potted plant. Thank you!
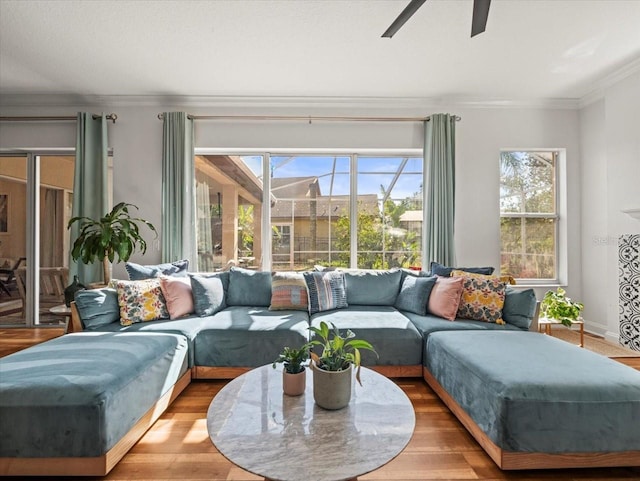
[67,202,157,285]
[540,287,584,327]
[308,321,377,410]
[272,343,310,396]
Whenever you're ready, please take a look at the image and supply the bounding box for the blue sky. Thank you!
[242,156,422,201]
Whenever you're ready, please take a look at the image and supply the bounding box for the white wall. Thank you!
[580,70,640,341]
[0,100,581,290]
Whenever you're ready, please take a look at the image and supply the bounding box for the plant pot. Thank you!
[312,362,352,410]
[282,368,306,396]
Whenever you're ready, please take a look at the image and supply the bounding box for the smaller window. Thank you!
[500,151,558,281]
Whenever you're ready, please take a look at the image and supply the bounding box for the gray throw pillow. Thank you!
[227,267,272,307]
[126,259,189,280]
[303,271,348,315]
[189,272,229,316]
[430,261,494,277]
[74,288,120,329]
[395,275,437,316]
[502,287,537,330]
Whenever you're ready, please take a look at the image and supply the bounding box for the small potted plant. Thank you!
[540,287,584,327]
[272,343,310,396]
[308,321,377,410]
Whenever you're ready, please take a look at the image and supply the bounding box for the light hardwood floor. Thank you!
[2,328,640,480]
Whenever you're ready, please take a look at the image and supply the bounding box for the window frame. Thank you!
[499,148,566,286]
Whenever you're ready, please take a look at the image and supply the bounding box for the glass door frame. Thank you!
[0,149,75,327]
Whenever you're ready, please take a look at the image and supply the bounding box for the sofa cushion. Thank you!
[310,306,423,366]
[404,311,521,342]
[227,267,272,307]
[193,306,310,367]
[394,275,437,315]
[343,269,402,306]
[189,272,228,316]
[424,331,640,453]
[270,271,309,311]
[125,259,189,280]
[451,270,507,324]
[74,287,120,329]
[303,271,348,314]
[159,275,194,319]
[430,261,494,277]
[427,276,464,321]
[116,279,169,325]
[502,287,537,330]
[0,332,188,457]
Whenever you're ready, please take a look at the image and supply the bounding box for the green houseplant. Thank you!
[540,287,584,327]
[67,202,157,285]
[273,343,311,396]
[308,321,377,409]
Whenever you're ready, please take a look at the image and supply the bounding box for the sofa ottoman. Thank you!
[0,331,191,476]
[423,330,640,469]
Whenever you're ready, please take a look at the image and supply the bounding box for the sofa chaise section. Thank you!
[0,331,191,476]
[423,330,640,469]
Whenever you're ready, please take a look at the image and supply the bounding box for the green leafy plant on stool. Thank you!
[541,287,584,327]
[308,321,378,385]
[68,202,157,285]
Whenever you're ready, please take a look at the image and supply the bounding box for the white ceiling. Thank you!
[1,0,640,103]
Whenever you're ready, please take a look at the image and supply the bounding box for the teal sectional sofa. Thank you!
[2,264,639,475]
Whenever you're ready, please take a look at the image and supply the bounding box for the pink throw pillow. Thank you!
[427,276,464,321]
[159,275,194,319]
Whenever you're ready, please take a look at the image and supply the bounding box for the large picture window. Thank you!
[194,152,423,271]
[500,150,558,280]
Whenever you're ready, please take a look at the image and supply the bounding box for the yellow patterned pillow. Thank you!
[450,270,507,324]
[116,279,169,326]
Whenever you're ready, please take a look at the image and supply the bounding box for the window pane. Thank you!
[357,157,423,269]
[271,156,350,270]
[195,155,263,271]
[500,152,555,214]
[500,217,556,279]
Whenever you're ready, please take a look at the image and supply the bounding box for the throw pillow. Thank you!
[270,272,309,311]
[116,279,169,326]
[125,259,189,280]
[227,267,272,307]
[450,271,507,324]
[303,271,348,315]
[159,275,194,319]
[430,261,494,277]
[395,275,437,316]
[502,287,537,330]
[427,276,464,321]
[343,269,403,306]
[189,273,228,317]
[74,287,120,329]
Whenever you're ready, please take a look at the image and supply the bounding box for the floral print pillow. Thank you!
[116,279,169,326]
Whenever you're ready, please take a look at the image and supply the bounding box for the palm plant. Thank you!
[67,202,157,285]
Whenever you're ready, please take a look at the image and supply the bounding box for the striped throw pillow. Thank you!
[270,272,309,311]
[303,271,348,315]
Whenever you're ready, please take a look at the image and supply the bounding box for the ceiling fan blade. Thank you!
[381,0,427,38]
[471,0,491,37]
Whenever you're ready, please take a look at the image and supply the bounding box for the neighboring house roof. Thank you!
[399,210,423,223]
[271,176,319,198]
[272,194,379,219]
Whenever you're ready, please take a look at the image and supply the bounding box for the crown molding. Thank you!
[0,93,580,111]
[579,56,640,108]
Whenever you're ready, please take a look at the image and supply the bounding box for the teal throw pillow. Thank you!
[343,269,403,306]
[227,267,272,307]
[395,275,437,316]
[502,287,537,330]
[126,259,189,280]
[189,272,229,316]
[430,261,494,277]
[74,288,120,329]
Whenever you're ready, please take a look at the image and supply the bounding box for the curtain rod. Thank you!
[157,113,461,123]
[0,114,118,123]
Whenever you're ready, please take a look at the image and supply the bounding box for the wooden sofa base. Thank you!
[193,364,422,379]
[422,367,640,470]
[0,370,191,477]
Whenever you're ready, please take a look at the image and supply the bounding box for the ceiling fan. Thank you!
[382,0,492,38]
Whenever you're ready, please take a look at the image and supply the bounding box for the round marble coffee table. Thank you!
[207,365,415,481]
